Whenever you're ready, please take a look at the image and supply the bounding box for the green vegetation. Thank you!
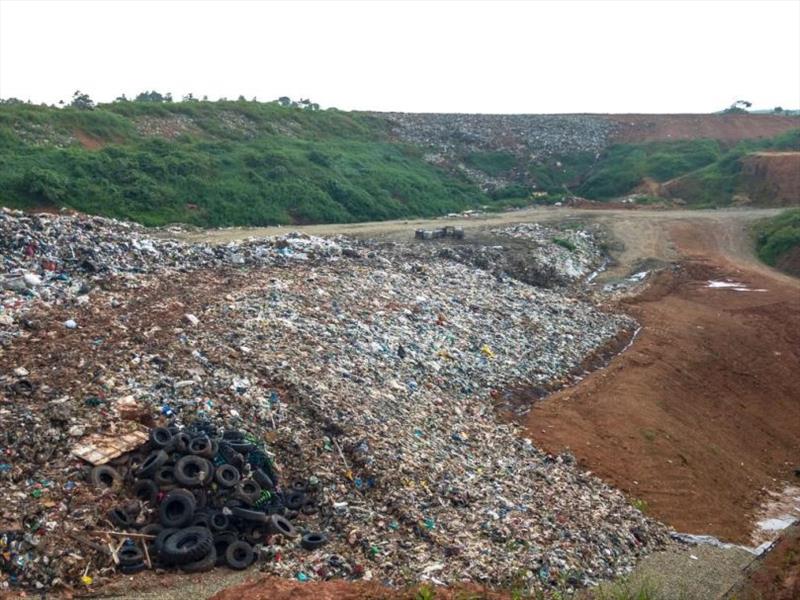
[0,100,486,226]
[579,130,800,204]
[552,237,576,252]
[578,140,723,199]
[464,150,516,176]
[754,208,800,271]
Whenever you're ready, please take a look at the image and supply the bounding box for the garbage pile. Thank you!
[1,209,671,594]
[92,421,324,574]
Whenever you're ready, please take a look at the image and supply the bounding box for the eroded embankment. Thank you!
[525,221,800,545]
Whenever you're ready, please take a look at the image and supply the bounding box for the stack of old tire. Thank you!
[91,421,327,573]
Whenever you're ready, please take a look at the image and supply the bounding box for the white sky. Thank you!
[1,0,798,114]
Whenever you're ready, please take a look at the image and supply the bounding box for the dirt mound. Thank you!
[525,221,800,545]
[738,152,800,207]
[607,114,799,144]
[725,523,800,600]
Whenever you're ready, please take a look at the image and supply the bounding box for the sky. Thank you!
[1,0,798,114]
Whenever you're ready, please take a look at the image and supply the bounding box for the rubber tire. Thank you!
[222,430,244,441]
[120,562,146,574]
[218,443,245,470]
[160,526,213,565]
[153,527,178,556]
[149,427,173,449]
[253,468,275,491]
[215,464,240,488]
[137,449,169,479]
[209,512,230,532]
[188,436,213,458]
[225,541,254,570]
[300,532,328,551]
[267,514,297,538]
[90,465,121,489]
[180,545,217,573]
[213,532,237,566]
[118,546,144,567]
[108,507,135,529]
[159,490,196,528]
[236,480,261,503]
[154,465,177,487]
[284,490,305,510]
[230,506,269,523]
[132,479,158,504]
[174,456,214,487]
[171,431,191,453]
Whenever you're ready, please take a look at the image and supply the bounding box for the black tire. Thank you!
[209,512,230,532]
[230,506,269,523]
[180,545,217,573]
[267,514,297,538]
[192,487,208,510]
[227,441,256,454]
[225,541,254,570]
[284,490,305,510]
[108,507,135,529]
[244,524,269,544]
[132,479,158,504]
[188,436,213,458]
[215,464,240,488]
[222,430,244,441]
[154,465,177,487]
[300,532,328,551]
[141,523,163,537]
[160,526,213,565]
[159,490,196,528]
[89,465,121,489]
[136,449,169,478]
[253,468,275,491]
[290,480,308,492]
[120,562,146,574]
[301,499,319,516]
[236,480,261,503]
[174,455,214,487]
[213,532,237,566]
[192,511,211,528]
[149,427,173,449]
[153,527,178,556]
[117,545,144,567]
[218,443,245,470]
[171,431,191,453]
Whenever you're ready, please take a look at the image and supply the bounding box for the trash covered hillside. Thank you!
[0,208,669,594]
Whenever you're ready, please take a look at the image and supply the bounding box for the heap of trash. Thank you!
[0,209,670,594]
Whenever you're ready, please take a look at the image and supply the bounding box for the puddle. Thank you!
[751,484,800,547]
[706,280,767,292]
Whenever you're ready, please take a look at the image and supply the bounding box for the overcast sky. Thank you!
[1,0,798,114]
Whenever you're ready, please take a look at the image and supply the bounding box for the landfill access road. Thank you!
[167,206,800,599]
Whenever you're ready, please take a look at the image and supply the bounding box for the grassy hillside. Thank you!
[0,100,485,226]
[754,208,800,276]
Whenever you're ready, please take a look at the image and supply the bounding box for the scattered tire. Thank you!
[159,490,196,528]
[153,528,178,556]
[160,526,213,565]
[136,449,169,478]
[117,545,144,567]
[90,465,121,489]
[224,541,254,570]
[180,545,216,573]
[236,480,261,503]
[253,468,275,491]
[300,532,327,551]
[209,512,230,532]
[171,432,191,453]
[215,464,240,488]
[192,487,208,510]
[267,514,297,538]
[149,427,173,449]
[120,562,146,574]
[244,525,268,544]
[222,430,244,441]
[188,437,213,458]
[108,507,135,529]
[213,532,237,566]
[154,465,177,488]
[192,512,211,528]
[230,506,269,523]
[284,490,305,510]
[132,479,158,504]
[174,455,214,487]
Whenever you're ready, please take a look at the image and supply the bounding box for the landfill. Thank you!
[0,208,670,594]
